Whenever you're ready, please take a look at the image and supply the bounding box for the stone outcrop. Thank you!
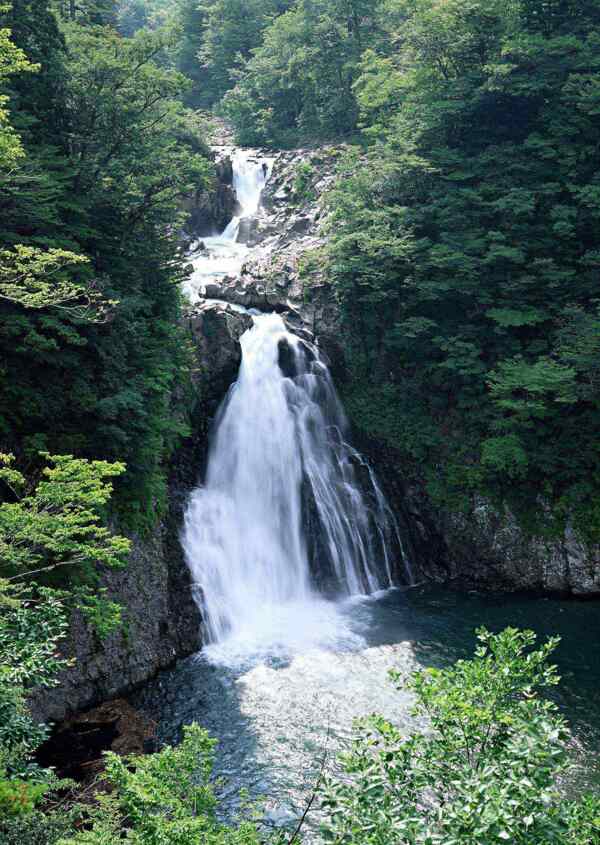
[440,503,600,596]
[183,150,237,238]
[187,300,253,404]
[29,515,201,725]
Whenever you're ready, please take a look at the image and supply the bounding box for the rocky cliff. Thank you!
[29,508,201,724]
[440,505,600,596]
[183,150,237,239]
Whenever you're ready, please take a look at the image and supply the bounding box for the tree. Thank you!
[0,452,129,583]
[0,2,37,171]
[222,0,380,144]
[0,14,212,529]
[1,0,67,145]
[173,0,293,109]
[0,245,110,320]
[0,452,129,822]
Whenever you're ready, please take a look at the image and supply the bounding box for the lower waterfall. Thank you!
[183,313,410,663]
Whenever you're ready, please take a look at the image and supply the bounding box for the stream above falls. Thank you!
[182,148,275,305]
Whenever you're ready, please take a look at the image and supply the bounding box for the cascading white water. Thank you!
[222,150,273,240]
[183,313,409,663]
[182,150,273,304]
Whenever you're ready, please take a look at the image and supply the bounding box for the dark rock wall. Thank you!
[29,303,255,725]
[183,152,237,238]
[29,516,201,724]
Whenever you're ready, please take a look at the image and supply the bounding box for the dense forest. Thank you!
[1,0,600,842]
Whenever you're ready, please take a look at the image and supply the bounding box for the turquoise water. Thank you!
[135,587,600,827]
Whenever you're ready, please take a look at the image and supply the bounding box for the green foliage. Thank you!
[323,0,600,537]
[321,627,600,844]
[0,452,130,583]
[0,778,47,817]
[57,724,263,845]
[292,160,316,203]
[0,4,212,530]
[222,0,379,145]
[0,245,111,321]
[0,809,75,845]
[0,5,35,170]
[0,584,68,776]
[172,0,294,109]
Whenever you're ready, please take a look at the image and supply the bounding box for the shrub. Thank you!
[0,808,75,845]
[57,724,263,845]
[321,627,600,844]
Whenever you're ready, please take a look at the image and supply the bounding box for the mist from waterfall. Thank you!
[183,314,410,665]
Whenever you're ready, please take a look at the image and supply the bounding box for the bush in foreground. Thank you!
[2,628,599,844]
[321,627,600,844]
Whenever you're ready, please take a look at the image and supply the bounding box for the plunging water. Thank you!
[183,314,407,663]
[222,150,273,240]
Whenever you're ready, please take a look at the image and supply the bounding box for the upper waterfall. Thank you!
[222,150,273,240]
[182,149,273,304]
[183,313,410,664]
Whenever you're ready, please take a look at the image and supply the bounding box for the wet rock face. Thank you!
[29,524,201,724]
[440,504,600,597]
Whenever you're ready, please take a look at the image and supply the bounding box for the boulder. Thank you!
[36,699,158,783]
[189,302,253,400]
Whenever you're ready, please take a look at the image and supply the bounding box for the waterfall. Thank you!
[183,149,274,304]
[222,150,272,241]
[183,313,410,662]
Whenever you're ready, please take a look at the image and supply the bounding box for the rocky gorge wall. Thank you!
[29,492,202,725]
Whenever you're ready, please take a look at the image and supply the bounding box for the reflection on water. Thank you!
[134,587,600,829]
